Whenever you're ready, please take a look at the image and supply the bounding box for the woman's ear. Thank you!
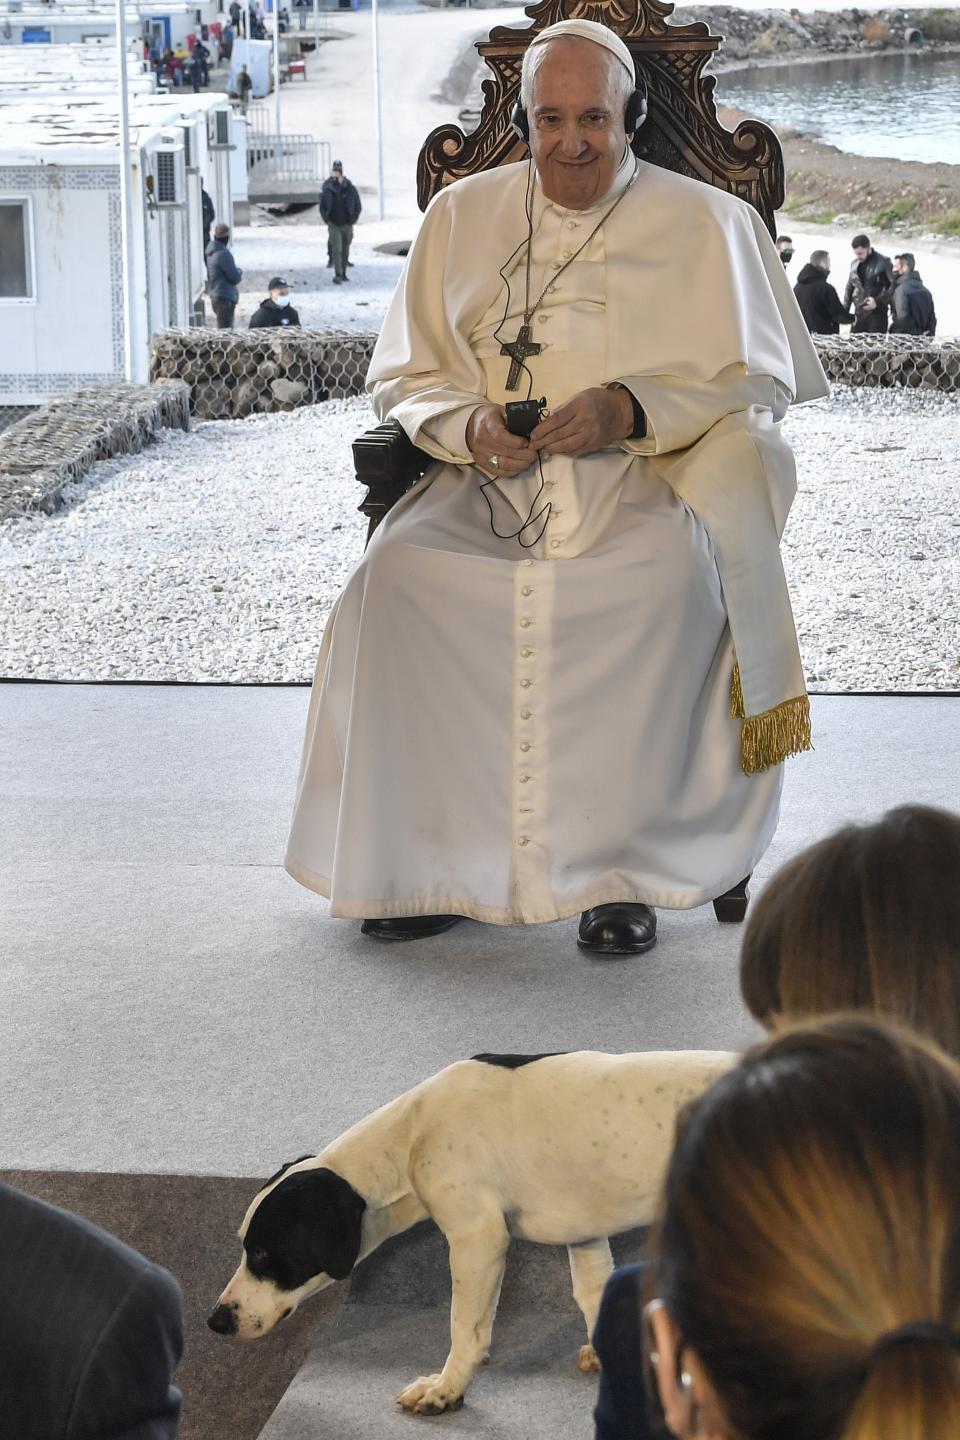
[647,1303,727,1440]
[647,1302,687,1436]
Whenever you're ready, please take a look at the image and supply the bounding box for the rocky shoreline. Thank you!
[676,6,960,65]
[696,7,960,240]
[716,104,960,241]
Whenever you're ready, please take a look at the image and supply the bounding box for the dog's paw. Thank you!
[577,1343,601,1374]
[395,1374,466,1415]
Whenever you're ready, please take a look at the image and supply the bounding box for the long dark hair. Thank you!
[648,1017,960,1440]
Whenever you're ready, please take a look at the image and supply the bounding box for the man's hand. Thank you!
[862,296,877,312]
[466,404,539,477]
[528,386,634,458]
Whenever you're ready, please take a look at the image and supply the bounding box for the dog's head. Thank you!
[208,1159,367,1339]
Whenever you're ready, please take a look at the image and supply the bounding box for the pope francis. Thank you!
[284,19,829,955]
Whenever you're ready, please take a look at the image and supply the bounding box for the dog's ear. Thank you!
[316,1168,367,1280]
[245,1167,366,1289]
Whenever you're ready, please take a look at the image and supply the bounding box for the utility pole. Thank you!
[272,0,281,142]
[371,0,385,219]
[115,0,136,381]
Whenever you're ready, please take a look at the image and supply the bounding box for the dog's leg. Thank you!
[395,1213,509,1415]
[567,1238,614,1374]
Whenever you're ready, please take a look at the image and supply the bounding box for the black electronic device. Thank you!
[505,397,547,438]
[509,72,648,143]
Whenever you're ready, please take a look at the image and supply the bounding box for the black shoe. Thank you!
[332,275,344,284]
[341,273,350,281]
[361,915,462,941]
[577,903,657,956]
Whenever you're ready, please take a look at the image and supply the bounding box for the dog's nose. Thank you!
[207,1303,239,1335]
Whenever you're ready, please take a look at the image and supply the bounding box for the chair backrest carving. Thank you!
[417,0,783,237]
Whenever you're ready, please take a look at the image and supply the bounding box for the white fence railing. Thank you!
[247,132,330,186]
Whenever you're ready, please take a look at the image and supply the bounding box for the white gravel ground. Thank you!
[1,387,958,690]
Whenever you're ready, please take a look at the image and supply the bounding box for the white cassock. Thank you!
[284,151,828,924]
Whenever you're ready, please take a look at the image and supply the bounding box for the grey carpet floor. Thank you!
[1,686,958,1176]
[2,684,959,1438]
[257,1220,650,1440]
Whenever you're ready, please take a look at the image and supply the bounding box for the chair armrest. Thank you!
[353,420,432,544]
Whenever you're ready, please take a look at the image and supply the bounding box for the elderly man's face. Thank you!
[527,39,629,211]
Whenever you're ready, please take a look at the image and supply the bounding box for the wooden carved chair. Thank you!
[353,0,784,542]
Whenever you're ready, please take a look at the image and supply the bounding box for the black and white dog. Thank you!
[209,1049,732,1414]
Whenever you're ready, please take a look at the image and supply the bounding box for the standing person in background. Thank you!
[193,37,210,85]
[189,48,203,93]
[890,252,937,335]
[775,234,794,267]
[236,62,252,114]
[792,250,853,335]
[229,0,242,32]
[200,182,215,249]
[205,223,242,328]
[843,232,894,333]
[249,276,301,328]
[320,160,362,285]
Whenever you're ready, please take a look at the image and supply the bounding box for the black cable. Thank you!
[480,157,551,549]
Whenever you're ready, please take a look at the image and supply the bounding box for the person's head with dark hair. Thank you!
[739,804,960,1057]
[775,234,794,265]
[645,1016,960,1440]
[852,233,872,261]
[810,248,831,271]
[213,222,230,243]
[893,252,917,277]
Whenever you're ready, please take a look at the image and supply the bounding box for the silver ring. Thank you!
[489,455,499,468]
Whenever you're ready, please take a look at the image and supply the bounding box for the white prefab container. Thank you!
[0,1,220,52]
[130,93,241,299]
[0,102,192,403]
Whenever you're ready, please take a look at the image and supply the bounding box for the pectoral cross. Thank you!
[500,322,542,391]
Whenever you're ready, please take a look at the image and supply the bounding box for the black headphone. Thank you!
[510,69,647,142]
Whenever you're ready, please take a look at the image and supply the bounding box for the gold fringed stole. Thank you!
[731,662,813,776]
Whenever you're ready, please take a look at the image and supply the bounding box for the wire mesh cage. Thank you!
[813,334,960,391]
[150,328,376,420]
[0,382,190,520]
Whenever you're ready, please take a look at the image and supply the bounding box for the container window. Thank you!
[0,200,33,300]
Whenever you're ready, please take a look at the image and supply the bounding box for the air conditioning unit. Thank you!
[209,108,231,149]
[152,142,185,206]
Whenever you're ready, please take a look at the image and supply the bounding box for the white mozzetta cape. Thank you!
[369,159,829,771]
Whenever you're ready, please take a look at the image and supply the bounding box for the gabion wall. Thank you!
[0,404,37,435]
[151,329,377,420]
[150,332,959,425]
[0,381,190,521]
[814,335,960,391]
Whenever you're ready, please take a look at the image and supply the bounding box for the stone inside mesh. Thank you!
[151,329,376,420]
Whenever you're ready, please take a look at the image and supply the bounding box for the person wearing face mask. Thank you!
[643,1016,960,1440]
[793,250,854,334]
[249,277,301,328]
[775,234,793,267]
[285,19,828,955]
